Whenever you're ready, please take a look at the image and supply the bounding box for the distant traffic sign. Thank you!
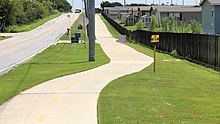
[151,35,159,43]
[71,36,79,43]
[79,16,89,26]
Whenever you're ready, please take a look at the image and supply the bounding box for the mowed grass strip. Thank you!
[98,15,220,123]
[0,36,12,41]
[6,12,63,33]
[0,43,109,105]
[0,14,110,105]
[60,14,84,40]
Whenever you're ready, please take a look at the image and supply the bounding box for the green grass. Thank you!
[0,43,110,105]
[5,12,63,33]
[60,14,86,41]
[98,14,220,124]
[0,36,12,41]
[0,13,110,105]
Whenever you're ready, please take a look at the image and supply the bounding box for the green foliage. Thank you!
[161,17,202,33]
[161,17,170,31]
[169,17,175,32]
[101,1,122,9]
[0,0,17,32]
[135,20,144,30]
[5,12,63,32]
[149,15,158,31]
[0,0,71,32]
[171,49,179,56]
[190,20,202,33]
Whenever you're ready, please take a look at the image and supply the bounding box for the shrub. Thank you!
[161,17,169,32]
[149,15,158,31]
[190,20,202,33]
[135,19,144,30]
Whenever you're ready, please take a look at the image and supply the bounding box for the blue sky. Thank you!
[68,0,200,10]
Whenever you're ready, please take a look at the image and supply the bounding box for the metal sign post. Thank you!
[151,35,159,73]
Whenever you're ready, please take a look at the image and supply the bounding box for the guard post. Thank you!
[151,35,159,73]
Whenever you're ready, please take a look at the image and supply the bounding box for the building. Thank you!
[132,6,151,19]
[103,6,133,20]
[150,5,202,25]
[200,0,220,34]
[141,15,152,28]
[103,7,120,19]
[124,15,137,26]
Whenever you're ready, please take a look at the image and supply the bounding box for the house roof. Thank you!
[132,6,152,11]
[115,6,133,11]
[151,5,202,12]
[200,0,220,5]
[104,7,119,11]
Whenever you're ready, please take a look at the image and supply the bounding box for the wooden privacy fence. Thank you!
[102,13,220,69]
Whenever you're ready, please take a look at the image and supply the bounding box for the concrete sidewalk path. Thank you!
[0,15,153,124]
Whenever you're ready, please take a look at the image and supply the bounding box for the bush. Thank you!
[149,15,158,31]
[161,17,169,32]
[135,20,144,30]
[190,20,202,33]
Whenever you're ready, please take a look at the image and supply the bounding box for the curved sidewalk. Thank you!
[0,15,153,124]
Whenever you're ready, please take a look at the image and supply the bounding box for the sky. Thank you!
[68,0,201,10]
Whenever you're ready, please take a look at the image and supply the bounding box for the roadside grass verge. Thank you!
[98,14,220,124]
[0,13,110,105]
[0,43,109,105]
[5,12,63,33]
[60,14,85,41]
[0,36,12,41]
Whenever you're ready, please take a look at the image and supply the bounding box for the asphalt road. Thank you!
[0,13,79,74]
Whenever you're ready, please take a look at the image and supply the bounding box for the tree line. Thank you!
[0,0,72,32]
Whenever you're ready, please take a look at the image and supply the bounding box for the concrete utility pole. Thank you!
[124,0,126,6]
[86,0,95,61]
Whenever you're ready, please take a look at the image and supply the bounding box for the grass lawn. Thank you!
[6,12,63,33]
[0,43,109,105]
[0,13,110,105]
[0,36,12,41]
[98,14,220,124]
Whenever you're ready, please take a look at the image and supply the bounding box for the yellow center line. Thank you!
[50,96,61,104]
[38,114,46,122]
[63,40,136,91]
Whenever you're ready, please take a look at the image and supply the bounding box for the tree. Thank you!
[101,1,122,9]
[135,20,144,30]
[0,0,17,32]
[149,15,158,31]
[161,17,170,31]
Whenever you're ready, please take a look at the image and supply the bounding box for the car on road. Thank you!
[75,9,81,13]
